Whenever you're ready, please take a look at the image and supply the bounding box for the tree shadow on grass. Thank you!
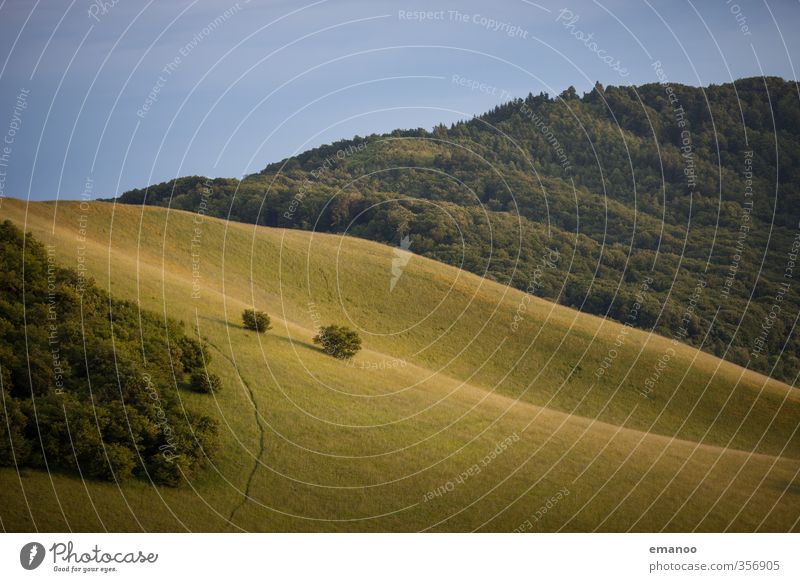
[195,314,319,353]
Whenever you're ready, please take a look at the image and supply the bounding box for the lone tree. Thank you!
[313,324,362,359]
[242,309,271,332]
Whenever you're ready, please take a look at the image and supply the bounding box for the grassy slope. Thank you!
[1,198,798,532]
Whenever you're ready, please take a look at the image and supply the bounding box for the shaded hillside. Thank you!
[0,220,219,486]
[117,76,800,383]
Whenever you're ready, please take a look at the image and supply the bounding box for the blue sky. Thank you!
[0,0,798,201]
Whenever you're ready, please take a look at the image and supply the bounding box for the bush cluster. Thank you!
[0,221,219,486]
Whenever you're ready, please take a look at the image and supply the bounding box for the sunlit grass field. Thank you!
[1,198,798,532]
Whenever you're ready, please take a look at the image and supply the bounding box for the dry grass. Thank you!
[0,198,797,532]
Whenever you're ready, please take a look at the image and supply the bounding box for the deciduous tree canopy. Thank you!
[0,221,219,486]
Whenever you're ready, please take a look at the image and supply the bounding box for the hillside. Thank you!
[0,198,798,532]
[0,220,220,485]
[117,76,800,384]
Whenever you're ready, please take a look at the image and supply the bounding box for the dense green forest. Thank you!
[0,221,219,485]
[117,76,800,383]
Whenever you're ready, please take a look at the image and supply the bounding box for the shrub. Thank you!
[190,371,223,394]
[242,309,271,332]
[147,452,187,487]
[175,335,208,371]
[313,324,362,359]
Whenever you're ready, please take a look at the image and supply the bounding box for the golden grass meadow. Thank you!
[1,198,797,532]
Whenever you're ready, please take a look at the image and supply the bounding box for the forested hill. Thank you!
[117,76,800,383]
